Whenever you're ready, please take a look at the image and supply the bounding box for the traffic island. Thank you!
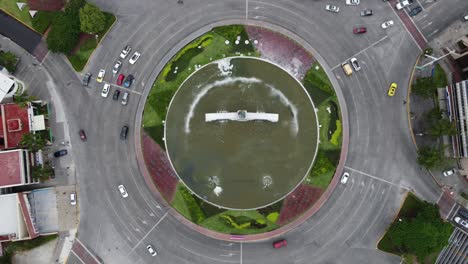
[140,24,345,238]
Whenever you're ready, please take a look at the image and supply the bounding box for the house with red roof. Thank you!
[0,149,35,189]
[0,102,46,150]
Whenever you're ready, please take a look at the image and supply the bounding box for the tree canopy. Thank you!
[19,132,46,152]
[412,77,436,98]
[79,3,106,33]
[417,145,446,169]
[0,50,19,73]
[385,202,453,262]
[46,12,80,53]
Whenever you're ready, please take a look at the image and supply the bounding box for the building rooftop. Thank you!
[0,103,31,150]
[0,193,19,236]
[0,74,14,101]
[0,149,22,187]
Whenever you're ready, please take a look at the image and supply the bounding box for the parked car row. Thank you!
[101,83,129,105]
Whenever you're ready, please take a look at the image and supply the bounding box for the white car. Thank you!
[443,168,456,177]
[382,20,394,29]
[112,61,122,75]
[454,217,468,228]
[118,185,128,198]
[129,52,141,65]
[350,58,361,71]
[120,45,132,59]
[341,172,350,184]
[325,5,339,13]
[346,0,360,5]
[101,83,110,98]
[396,0,410,10]
[146,245,157,256]
[70,192,76,205]
[96,69,105,83]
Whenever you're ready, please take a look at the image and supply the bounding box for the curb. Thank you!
[0,8,42,35]
[406,54,444,188]
[79,14,117,73]
[134,20,349,242]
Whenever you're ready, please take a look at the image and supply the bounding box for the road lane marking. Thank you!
[344,166,410,190]
[331,36,388,70]
[240,241,243,264]
[245,0,248,19]
[180,246,239,263]
[421,21,432,30]
[128,212,168,254]
[387,2,425,50]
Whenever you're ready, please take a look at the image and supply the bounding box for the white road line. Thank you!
[415,0,425,11]
[421,21,432,29]
[70,250,86,264]
[331,36,388,70]
[245,0,248,19]
[344,166,410,190]
[128,212,168,254]
[180,246,239,263]
[240,241,243,264]
[428,29,439,37]
[387,3,423,51]
[446,204,459,220]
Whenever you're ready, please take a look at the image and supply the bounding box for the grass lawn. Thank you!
[0,234,58,263]
[66,12,116,71]
[0,0,57,33]
[67,38,97,72]
[171,184,205,224]
[143,25,258,142]
[433,64,447,88]
[200,210,278,235]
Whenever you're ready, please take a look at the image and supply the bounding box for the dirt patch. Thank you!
[70,33,93,55]
[142,132,179,202]
[277,184,324,225]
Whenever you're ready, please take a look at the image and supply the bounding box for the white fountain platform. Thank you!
[205,110,279,122]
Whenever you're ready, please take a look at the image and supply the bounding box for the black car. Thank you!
[409,6,422,17]
[54,149,68,157]
[124,74,134,88]
[120,126,129,140]
[459,208,468,219]
[360,10,373,17]
[82,73,91,86]
[113,90,121,100]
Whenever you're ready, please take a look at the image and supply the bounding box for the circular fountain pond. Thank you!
[164,57,318,210]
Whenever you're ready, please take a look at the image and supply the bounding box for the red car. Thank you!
[272,239,287,249]
[79,130,87,141]
[353,27,367,34]
[117,74,125,85]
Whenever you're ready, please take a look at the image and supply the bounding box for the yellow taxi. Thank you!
[388,82,397,97]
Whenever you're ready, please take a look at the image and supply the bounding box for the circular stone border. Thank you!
[135,19,349,241]
[163,56,320,210]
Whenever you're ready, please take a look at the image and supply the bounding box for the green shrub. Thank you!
[0,50,19,73]
[46,12,80,53]
[173,185,205,223]
[330,119,342,146]
[32,11,59,33]
[257,200,283,217]
[221,215,251,229]
[266,212,279,223]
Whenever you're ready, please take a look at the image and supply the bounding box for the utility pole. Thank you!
[415,48,456,70]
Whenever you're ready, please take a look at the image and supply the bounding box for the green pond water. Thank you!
[164,57,318,209]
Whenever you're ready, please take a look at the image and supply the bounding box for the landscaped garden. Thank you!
[378,193,452,264]
[142,24,342,235]
[0,0,58,34]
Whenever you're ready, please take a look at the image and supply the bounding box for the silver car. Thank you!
[454,217,468,228]
[118,185,128,198]
[112,61,122,75]
[341,172,350,184]
[325,5,339,13]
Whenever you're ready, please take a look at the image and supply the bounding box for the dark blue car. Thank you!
[123,74,134,88]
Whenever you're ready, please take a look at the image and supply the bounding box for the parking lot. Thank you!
[56,185,79,232]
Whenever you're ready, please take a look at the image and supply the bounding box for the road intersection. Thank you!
[11,0,465,263]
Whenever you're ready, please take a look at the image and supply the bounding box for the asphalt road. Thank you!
[28,0,446,263]
[410,0,468,40]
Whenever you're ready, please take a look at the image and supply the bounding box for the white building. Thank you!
[0,71,24,102]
